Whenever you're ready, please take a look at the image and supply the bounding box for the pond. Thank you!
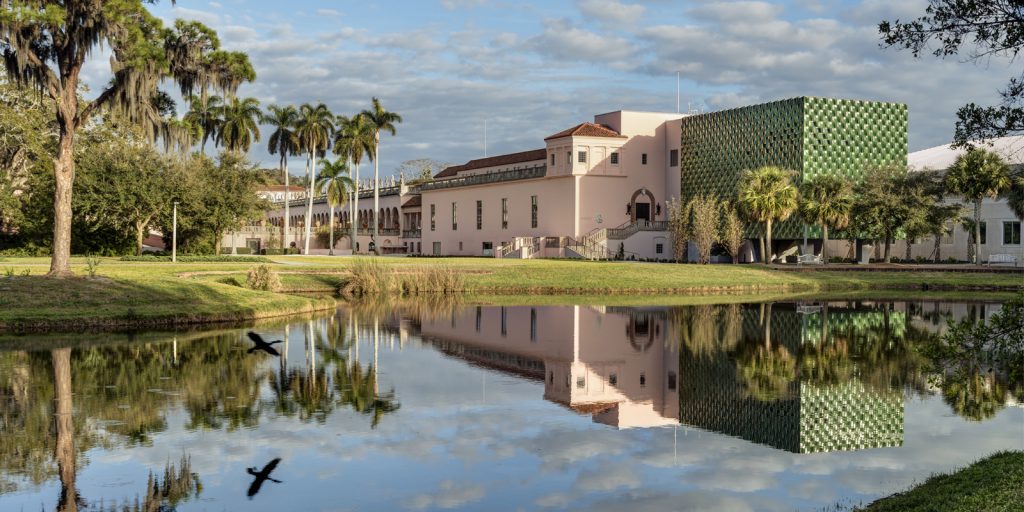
[0,298,1021,511]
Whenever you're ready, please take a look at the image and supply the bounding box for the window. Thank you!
[979,221,988,245]
[500,306,507,336]
[656,243,663,254]
[458,241,463,251]
[610,152,619,165]
[475,306,482,332]
[452,202,458,230]
[550,153,555,165]
[430,204,436,231]
[578,150,587,163]
[432,241,441,255]
[667,372,677,391]
[531,195,538,228]
[641,153,648,165]
[1004,221,1021,245]
[576,376,585,389]
[566,151,571,165]
[476,200,483,230]
[502,198,509,229]
[483,241,493,256]
[609,373,617,386]
[669,149,679,167]
[530,308,537,341]
[639,372,646,388]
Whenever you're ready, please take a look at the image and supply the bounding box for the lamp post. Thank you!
[172,201,179,263]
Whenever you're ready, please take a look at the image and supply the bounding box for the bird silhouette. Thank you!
[246,458,283,498]
[247,332,283,356]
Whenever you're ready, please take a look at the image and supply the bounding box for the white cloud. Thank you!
[577,0,646,25]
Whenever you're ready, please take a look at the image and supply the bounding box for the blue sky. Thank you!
[84,0,1013,175]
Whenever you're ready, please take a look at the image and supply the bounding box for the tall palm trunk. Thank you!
[973,198,983,264]
[821,224,830,265]
[765,219,774,264]
[282,153,290,250]
[328,205,335,255]
[53,348,77,512]
[304,152,317,254]
[373,135,380,244]
[351,163,360,252]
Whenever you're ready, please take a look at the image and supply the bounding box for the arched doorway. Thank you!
[630,188,656,224]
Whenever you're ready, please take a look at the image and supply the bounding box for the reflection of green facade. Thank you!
[679,97,908,238]
[679,304,906,454]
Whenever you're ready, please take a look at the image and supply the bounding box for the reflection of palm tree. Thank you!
[942,370,1006,421]
[334,360,400,429]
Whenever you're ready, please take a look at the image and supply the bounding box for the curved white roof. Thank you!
[909,136,1024,171]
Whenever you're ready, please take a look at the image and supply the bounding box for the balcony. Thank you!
[402,229,422,239]
[420,165,546,191]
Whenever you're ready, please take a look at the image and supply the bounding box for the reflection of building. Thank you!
[416,305,680,429]
[679,303,906,454]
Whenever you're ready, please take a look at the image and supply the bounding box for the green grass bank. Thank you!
[0,256,1020,332]
[857,451,1023,511]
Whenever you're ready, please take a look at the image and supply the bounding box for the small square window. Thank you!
[641,153,648,165]
[1004,221,1021,245]
[639,372,646,387]
[669,149,679,167]
[610,152,619,165]
[576,376,586,389]
[578,151,587,163]
[667,372,677,391]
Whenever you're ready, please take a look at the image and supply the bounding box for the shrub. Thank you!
[245,264,281,292]
[84,255,101,278]
[262,248,300,256]
[3,267,13,278]
[341,259,465,296]
[219,247,253,255]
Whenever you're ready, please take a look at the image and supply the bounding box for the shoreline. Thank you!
[1,256,1021,335]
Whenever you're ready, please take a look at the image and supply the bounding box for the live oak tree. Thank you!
[880,1,1024,146]
[851,165,932,263]
[1,2,252,275]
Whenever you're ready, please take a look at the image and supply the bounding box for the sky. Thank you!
[79,0,1014,176]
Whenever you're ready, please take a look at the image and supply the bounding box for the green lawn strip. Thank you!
[0,257,1020,332]
[858,451,1024,512]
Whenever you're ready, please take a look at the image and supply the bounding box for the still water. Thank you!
[1,299,1021,511]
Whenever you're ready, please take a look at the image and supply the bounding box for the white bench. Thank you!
[987,254,1018,266]
[797,254,822,265]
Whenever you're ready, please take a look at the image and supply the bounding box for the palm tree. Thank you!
[738,166,799,263]
[217,96,261,154]
[945,148,1011,264]
[263,105,301,250]
[798,175,853,264]
[295,103,335,254]
[317,158,355,255]
[334,114,375,250]
[361,98,403,243]
[183,94,224,153]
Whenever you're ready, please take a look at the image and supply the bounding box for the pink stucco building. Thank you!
[255,110,686,259]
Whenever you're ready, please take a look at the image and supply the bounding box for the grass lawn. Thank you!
[858,451,1024,511]
[0,255,1020,332]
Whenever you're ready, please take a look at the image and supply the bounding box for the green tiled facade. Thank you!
[679,97,908,239]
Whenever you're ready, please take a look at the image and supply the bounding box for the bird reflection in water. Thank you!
[246,458,282,498]
[247,332,284,356]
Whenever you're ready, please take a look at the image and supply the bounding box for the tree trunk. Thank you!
[136,221,146,256]
[758,235,766,264]
[283,154,290,250]
[214,231,223,255]
[304,153,315,254]
[53,348,77,512]
[822,225,829,265]
[49,124,76,277]
[974,198,982,265]
[351,162,360,252]
[765,220,773,264]
[328,205,335,255]
[373,135,380,241]
[934,232,942,263]
[905,232,913,262]
[883,236,892,263]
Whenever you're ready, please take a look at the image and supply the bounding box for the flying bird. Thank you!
[246,332,283,356]
[246,457,283,498]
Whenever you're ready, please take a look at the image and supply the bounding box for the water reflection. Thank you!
[0,298,1018,511]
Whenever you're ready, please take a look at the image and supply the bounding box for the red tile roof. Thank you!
[402,195,422,207]
[434,148,548,179]
[544,122,625,141]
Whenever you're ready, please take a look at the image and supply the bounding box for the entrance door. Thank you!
[635,202,651,223]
